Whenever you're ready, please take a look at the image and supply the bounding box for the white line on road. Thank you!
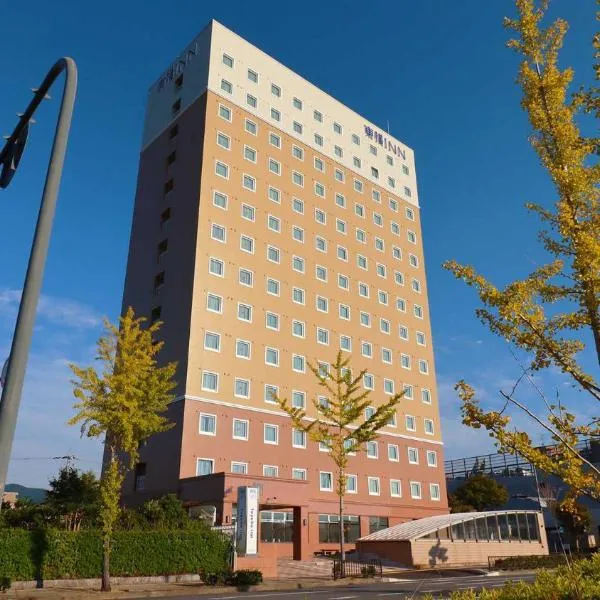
[209,592,328,600]
[329,596,359,599]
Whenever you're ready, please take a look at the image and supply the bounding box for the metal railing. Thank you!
[332,558,382,580]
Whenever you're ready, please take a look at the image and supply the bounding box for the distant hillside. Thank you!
[5,483,47,504]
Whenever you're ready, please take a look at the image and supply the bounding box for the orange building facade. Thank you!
[121,20,448,559]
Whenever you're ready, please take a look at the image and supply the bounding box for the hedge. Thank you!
[0,528,231,581]
[494,552,594,571]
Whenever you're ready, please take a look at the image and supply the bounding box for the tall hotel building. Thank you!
[122,20,448,558]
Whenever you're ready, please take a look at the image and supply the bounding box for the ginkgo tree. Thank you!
[444,0,600,515]
[69,307,177,591]
[276,351,403,571]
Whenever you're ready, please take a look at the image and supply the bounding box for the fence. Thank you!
[332,558,382,580]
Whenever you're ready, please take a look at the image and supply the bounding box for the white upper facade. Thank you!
[143,20,419,207]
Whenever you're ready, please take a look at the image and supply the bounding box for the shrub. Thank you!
[361,565,377,578]
[230,570,262,587]
[0,577,11,593]
[494,553,592,571]
[200,569,233,586]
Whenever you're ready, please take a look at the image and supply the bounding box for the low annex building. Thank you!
[356,510,548,568]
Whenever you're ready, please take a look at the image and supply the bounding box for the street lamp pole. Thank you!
[0,58,78,503]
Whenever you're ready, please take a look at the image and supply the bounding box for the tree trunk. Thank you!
[339,472,345,578]
[102,533,111,591]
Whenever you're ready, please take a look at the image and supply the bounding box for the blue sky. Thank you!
[1,1,596,487]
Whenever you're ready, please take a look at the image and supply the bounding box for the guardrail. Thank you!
[332,558,382,579]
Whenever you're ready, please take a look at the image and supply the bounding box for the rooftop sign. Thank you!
[364,125,406,161]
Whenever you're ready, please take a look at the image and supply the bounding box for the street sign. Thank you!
[235,486,259,556]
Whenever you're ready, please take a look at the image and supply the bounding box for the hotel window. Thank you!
[360,311,371,327]
[220,79,232,94]
[412,279,422,293]
[216,132,230,150]
[263,465,278,477]
[269,132,281,148]
[204,331,220,352]
[292,197,304,213]
[313,109,323,122]
[354,203,365,218]
[247,68,258,83]
[292,468,307,480]
[315,182,325,197]
[333,122,342,134]
[271,107,281,121]
[336,246,348,262]
[403,384,414,399]
[209,258,224,277]
[391,222,400,236]
[316,296,329,313]
[267,245,280,263]
[354,179,364,193]
[370,189,380,203]
[246,94,257,108]
[222,53,234,67]
[393,246,402,260]
[292,288,305,305]
[314,133,323,146]
[384,379,394,395]
[265,384,278,404]
[240,235,254,254]
[424,419,435,435]
[369,144,377,155]
[414,305,424,319]
[215,161,229,179]
[389,198,398,212]
[407,230,417,244]
[427,450,438,467]
[314,208,326,224]
[405,415,416,431]
[315,236,327,252]
[408,447,419,464]
[353,156,362,168]
[292,145,304,160]
[316,265,327,281]
[241,204,255,222]
[368,477,380,495]
[375,237,385,252]
[292,320,305,337]
[320,472,333,491]
[430,483,441,501]
[293,97,303,110]
[293,429,306,448]
[352,133,360,145]
[245,118,257,135]
[388,444,399,462]
[361,341,372,358]
[265,311,279,331]
[365,407,375,420]
[264,424,279,445]
[346,474,358,493]
[292,226,304,243]
[234,378,250,399]
[380,319,391,335]
[373,212,383,227]
[231,462,248,474]
[269,158,281,175]
[271,83,281,97]
[363,373,374,389]
[378,290,388,305]
[266,188,280,205]
[267,215,281,233]
[419,359,429,374]
[236,339,251,359]
[266,278,280,296]
[292,171,304,187]
[356,228,366,244]
[237,303,252,322]
[201,371,218,392]
[196,459,214,476]
[211,223,226,243]
[390,480,402,497]
[339,303,350,319]
[382,347,392,364]
[292,390,306,409]
[292,256,305,273]
[358,283,369,298]
[404,186,412,197]
[336,219,347,235]
[395,272,405,286]
[338,274,349,289]
[334,145,343,158]
[410,482,422,500]
[244,145,257,162]
[406,207,415,220]
[401,354,411,370]
[199,413,216,435]
[314,157,325,172]
[213,191,228,210]
[388,177,396,188]
[219,104,232,121]
[206,293,222,314]
[340,335,351,351]
[422,388,432,404]
[376,264,386,278]
[292,354,306,372]
[386,155,393,166]
[265,347,279,366]
[293,121,303,134]
[402,164,410,175]
[242,174,256,191]
[169,125,179,141]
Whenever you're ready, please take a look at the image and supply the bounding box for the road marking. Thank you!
[329,596,358,599]
[209,592,327,599]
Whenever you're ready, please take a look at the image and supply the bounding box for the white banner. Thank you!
[236,486,259,556]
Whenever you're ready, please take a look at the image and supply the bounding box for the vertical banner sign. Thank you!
[236,486,259,556]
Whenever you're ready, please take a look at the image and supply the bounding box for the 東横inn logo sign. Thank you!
[364,125,406,161]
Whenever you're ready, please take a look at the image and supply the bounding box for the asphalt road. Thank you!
[161,572,536,599]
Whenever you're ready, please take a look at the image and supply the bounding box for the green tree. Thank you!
[46,466,100,530]
[448,475,509,513]
[69,307,177,591]
[275,352,403,571]
[443,0,600,516]
[556,501,592,550]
